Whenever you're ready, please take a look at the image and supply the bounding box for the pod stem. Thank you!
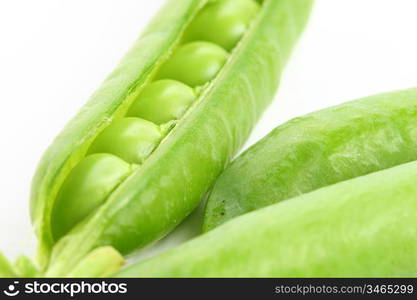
[0,252,17,278]
[14,255,40,278]
[46,246,125,278]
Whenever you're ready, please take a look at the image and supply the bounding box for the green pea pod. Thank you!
[117,160,417,277]
[31,0,314,275]
[204,87,417,230]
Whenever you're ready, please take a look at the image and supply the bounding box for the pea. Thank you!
[127,80,196,125]
[184,0,260,51]
[117,160,417,277]
[156,41,228,87]
[88,117,162,164]
[51,153,131,241]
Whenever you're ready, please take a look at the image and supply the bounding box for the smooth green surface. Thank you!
[127,80,196,124]
[118,160,417,277]
[31,0,313,276]
[157,41,228,87]
[51,154,131,241]
[184,0,260,50]
[204,87,417,230]
[88,117,162,163]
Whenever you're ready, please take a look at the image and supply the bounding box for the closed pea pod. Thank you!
[117,160,417,277]
[30,0,313,276]
[204,87,417,230]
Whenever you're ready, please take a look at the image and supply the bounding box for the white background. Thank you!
[1,0,417,262]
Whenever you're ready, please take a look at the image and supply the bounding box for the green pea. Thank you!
[127,80,196,125]
[156,41,228,87]
[88,117,162,164]
[51,153,131,241]
[184,0,260,51]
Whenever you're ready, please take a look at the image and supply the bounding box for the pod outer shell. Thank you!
[32,0,314,274]
[117,160,417,277]
[204,87,417,230]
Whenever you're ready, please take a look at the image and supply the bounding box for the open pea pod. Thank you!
[31,0,314,275]
[204,87,417,230]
